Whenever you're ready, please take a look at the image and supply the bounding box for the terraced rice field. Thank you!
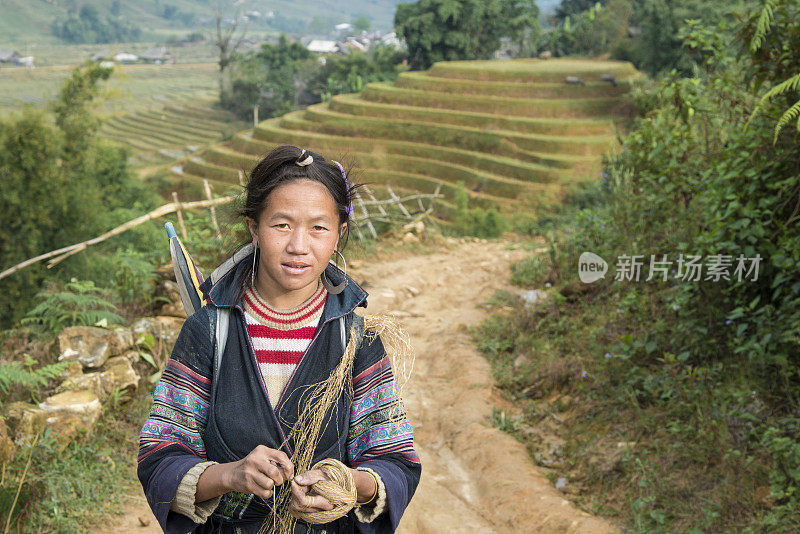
[100,101,247,169]
[162,58,640,218]
[0,62,219,112]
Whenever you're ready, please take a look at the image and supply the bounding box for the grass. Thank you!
[427,58,641,83]
[329,93,618,136]
[395,70,634,99]
[1,393,153,533]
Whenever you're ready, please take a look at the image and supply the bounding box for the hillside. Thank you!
[0,0,406,46]
[163,58,640,219]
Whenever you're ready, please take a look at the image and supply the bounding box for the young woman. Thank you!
[137,146,421,533]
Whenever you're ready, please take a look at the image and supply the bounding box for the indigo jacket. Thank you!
[137,251,421,534]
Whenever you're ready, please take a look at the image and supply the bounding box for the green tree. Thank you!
[555,0,608,20]
[504,0,541,57]
[353,16,371,32]
[223,34,315,119]
[51,3,141,43]
[394,0,515,70]
[0,63,160,328]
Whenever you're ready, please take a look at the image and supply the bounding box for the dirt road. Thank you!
[104,239,617,533]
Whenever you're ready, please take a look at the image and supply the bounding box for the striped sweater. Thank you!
[242,279,326,405]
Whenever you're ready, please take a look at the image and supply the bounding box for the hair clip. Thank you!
[296,149,314,166]
[331,160,354,218]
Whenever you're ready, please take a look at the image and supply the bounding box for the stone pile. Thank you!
[0,277,186,458]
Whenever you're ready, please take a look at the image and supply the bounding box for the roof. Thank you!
[0,50,20,61]
[307,40,339,53]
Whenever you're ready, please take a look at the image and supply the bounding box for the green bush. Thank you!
[450,181,509,238]
[473,8,800,530]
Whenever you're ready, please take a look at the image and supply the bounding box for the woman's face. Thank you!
[245,178,346,306]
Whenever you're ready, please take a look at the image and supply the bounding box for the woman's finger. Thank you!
[293,469,328,486]
[266,450,294,480]
[247,471,275,499]
[289,480,335,512]
[260,459,287,486]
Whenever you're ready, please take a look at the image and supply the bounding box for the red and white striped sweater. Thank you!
[242,279,327,405]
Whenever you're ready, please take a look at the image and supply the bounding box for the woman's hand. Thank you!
[223,445,294,500]
[288,469,335,517]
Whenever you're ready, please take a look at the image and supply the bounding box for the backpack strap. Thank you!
[212,306,230,398]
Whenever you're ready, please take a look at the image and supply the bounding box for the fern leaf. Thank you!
[0,361,69,394]
[747,72,800,129]
[773,98,800,142]
[750,0,778,53]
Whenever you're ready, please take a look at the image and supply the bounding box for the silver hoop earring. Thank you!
[321,248,348,294]
[333,249,347,278]
[251,244,258,287]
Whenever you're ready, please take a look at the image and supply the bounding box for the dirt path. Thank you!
[103,239,617,533]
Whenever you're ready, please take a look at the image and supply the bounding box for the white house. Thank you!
[307,40,339,54]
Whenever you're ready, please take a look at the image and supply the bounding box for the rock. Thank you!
[58,326,135,369]
[138,516,151,527]
[402,232,420,244]
[57,357,139,400]
[33,390,102,448]
[15,407,48,446]
[2,401,39,434]
[539,50,552,59]
[157,280,187,318]
[521,289,548,309]
[0,420,15,469]
[403,285,421,297]
[38,390,101,428]
[445,237,458,246]
[100,356,139,396]
[120,350,141,366]
[131,316,184,352]
[57,372,103,398]
[513,353,531,370]
[555,477,568,490]
[58,361,84,380]
[379,288,396,300]
[414,221,425,235]
[158,301,186,318]
[155,262,176,282]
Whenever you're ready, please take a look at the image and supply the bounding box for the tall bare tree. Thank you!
[213,0,249,103]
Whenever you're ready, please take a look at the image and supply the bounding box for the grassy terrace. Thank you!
[154,58,638,218]
[100,102,247,169]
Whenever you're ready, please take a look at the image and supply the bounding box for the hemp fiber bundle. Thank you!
[260,313,414,534]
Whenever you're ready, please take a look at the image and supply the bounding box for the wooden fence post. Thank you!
[364,186,388,217]
[238,170,245,186]
[386,185,412,218]
[354,191,378,239]
[203,179,222,240]
[171,192,188,240]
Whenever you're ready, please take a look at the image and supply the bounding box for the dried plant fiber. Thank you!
[259,313,414,534]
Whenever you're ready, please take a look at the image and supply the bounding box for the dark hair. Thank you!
[234,146,367,296]
[238,145,364,248]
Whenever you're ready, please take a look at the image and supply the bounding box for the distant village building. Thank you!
[91,49,110,62]
[307,40,339,54]
[17,56,35,68]
[379,32,404,50]
[335,23,353,33]
[0,50,20,63]
[140,47,174,64]
[113,52,138,63]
